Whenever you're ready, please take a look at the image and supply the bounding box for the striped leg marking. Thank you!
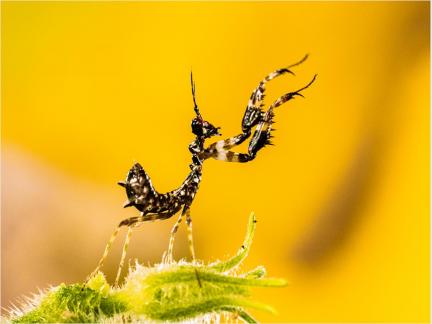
[84,226,121,284]
[200,132,251,162]
[202,133,260,163]
[243,68,292,130]
[269,74,317,109]
[204,71,317,164]
[242,55,308,132]
[185,208,196,260]
[247,74,317,156]
[202,55,313,164]
[166,212,184,263]
[210,149,253,163]
[247,108,275,157]
[115,226,134,286]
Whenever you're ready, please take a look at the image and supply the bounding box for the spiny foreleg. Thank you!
[246,74,317,158]
[242,54,309,132]
[217,108,276,163]
[204,74,316,163]
[246,73,317,154]
[199,132,251,162]
[198,104,275,163]
[200,56,312,163]
[269,74,317,109]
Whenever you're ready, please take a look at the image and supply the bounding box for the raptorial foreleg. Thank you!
[242,54,309,132]
[203,74,317,163]
[246,74,317,157]
[198,106,274,163]
[269,74,317,109]
[201,56,314,164]
[199,132,251,162]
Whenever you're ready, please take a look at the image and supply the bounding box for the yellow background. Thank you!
[2,2,429,322]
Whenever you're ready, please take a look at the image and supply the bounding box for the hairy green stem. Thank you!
[9,213,287,323]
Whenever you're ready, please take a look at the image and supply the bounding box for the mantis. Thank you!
[86,55,316,285]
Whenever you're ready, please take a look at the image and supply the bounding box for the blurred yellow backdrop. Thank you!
[2,1,429,322]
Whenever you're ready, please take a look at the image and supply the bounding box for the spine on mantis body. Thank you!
[118,163,180,216]
[118,160,202,217]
